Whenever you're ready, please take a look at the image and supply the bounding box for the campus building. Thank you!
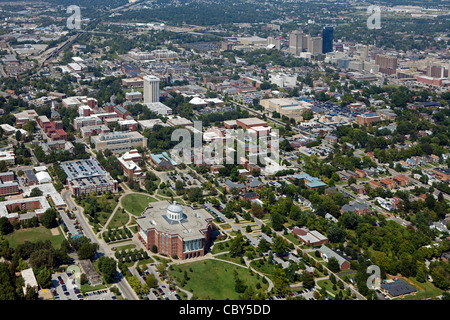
[91,131,147,154]
[60,158,118,196]
[143,75,160,103]
[117,149,144,181]
[357,112,381,126]
[0,172,19,196]
[136,201,213,259]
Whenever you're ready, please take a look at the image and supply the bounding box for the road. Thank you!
[61,190,139,300]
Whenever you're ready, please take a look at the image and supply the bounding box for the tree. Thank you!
[327,225,345,243]
[302,109,314,120]
[301,271,315,289]
[30,187,43,197]
[40,209,57,229]
[146,273,158,289]
[328,257,341,273]
[77,241,99,260]
[37,267,52,288]
[98,257,117,284]
[24,286,38,300]
[0,161,6,173]
[0,217,13,235]
[272,268,289,295]
[229,232,246,257]
[270,212,284,231]
[272,236,288,256]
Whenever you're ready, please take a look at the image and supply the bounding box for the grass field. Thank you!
[169,259,268,300]
[249,258,277,277]
[211,240,231,254]
[107,208,130,229]
[121,193,158,216]
[5,226,66,248]
[395,277,444,300]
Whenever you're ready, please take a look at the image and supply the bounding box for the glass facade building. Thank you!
[322,26,334,54]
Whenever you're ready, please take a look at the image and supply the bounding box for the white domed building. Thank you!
[136,201,213,259]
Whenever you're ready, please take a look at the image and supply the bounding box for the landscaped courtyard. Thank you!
[168,259,268,300]
[121,193,158,216]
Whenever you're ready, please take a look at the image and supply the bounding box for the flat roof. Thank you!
[136,201,211,241]
[380,280,416,297]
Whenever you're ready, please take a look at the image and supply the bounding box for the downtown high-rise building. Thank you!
[289,29,308,55]
[322,26,334,54]
[143,75,160,103]
[308,36,323,54]
[375,54,398,75]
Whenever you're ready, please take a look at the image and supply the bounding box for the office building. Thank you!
[375,54,398,75]
[136,201,213,259]
[308,36,323,54]
[322,26,334,54]
[289,30,307,55]
[0,196,51,222]
[143,75,160,103]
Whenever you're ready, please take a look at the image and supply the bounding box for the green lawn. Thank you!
[317,279,339,296]
[211,240,231,254]
[157,187,175,197]
[111,243,136,251]
[395,278,444,300]
[121,193,158,216]
[107,208,130,229]
[214,252,246,265]
[169,259,268,300]
[5,226,65,249]
[249,258,277,277]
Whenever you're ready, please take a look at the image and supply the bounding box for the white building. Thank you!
[35,171,52,184]
[143,75,160,103]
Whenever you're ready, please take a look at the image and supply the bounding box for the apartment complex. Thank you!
[143,75,160,103]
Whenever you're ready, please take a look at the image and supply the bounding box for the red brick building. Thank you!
[136,201,213,260]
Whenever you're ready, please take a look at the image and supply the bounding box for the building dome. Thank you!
[167,201,183,222]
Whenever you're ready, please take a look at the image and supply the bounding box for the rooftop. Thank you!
[136,201,212,241]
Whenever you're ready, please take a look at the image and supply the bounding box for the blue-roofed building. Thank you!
[150,152,177,169]
[291,173,327,190]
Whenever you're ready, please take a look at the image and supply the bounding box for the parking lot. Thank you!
[51,271,115,300]
[51,272,83,301]
[268,288,317,301]
[83,289,115,300]
[132,264,182,301]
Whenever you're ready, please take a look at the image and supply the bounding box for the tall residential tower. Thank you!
[143,75,160,103]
